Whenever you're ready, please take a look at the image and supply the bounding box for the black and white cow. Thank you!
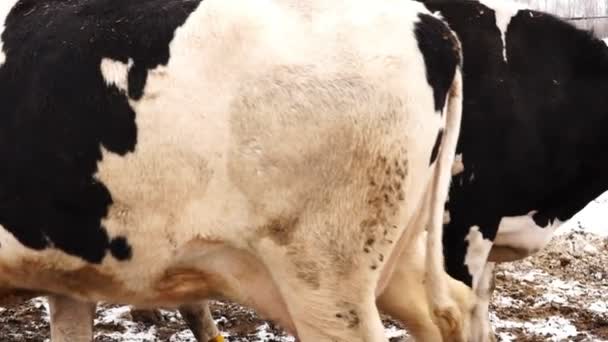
[410,0,608,339]
[144,4,608,342]
[0,0,467,341]
[32,1,608,340]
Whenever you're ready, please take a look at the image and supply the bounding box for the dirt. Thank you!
[490,228,608,342]
[0,228,605,341]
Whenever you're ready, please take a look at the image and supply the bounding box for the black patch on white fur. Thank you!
[430,129,443,165]
[414,13,460,114]
[0,0,202,263]
[109,236,133,261]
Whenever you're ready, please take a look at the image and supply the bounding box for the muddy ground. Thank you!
[0,227,605,342]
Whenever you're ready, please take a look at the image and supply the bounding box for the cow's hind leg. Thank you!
[256,219,390,341]
[470,263,497,342]
[377,268,442,341]
[48,294,96,342]
[377,229,475,342]
[377,231,443,341]
[263,261,387,342]
[178,301,223,342]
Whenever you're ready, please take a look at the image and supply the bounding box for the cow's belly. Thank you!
[490,210,562,261]
[0,234,295,332]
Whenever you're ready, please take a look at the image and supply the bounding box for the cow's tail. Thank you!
[424,32,465,340]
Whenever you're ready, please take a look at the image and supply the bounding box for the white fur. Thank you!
[452,153,464,175]
[443,152,466,225]
[464,225,493,289]
[100,58,134,93]
[470,262,496,342]
[477,0,527,62]
[494,210,562,255]
[0,0,20,67]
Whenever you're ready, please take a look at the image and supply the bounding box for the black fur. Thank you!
[414,13,460,114]
[0,0,202,263]
[430,129,443,165]
[418,0,608,286]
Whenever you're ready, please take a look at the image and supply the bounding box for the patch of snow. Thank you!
[385,325,407,339]
[538,292,566,306]
[159,309,181,323]
[497,331,516,342]
[583,243,599,254]
[528,316,578,340]
[492,314,521,330]
[507,270,592,307]
[94,306,157,342]
[557,191,608,237]
[511,269,546,282]
[30,297,49,322]
[254,323,295,342]
[547,279,585,296]
[589,301,608,314]
[216,316,229,324]
[96,306,132,324]
[494,295,523,307]
[493,314,578,341]
[169,329,197,342]
[101,328,158,342]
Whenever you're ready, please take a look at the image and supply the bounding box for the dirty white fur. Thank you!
[452,153,464,175]
[477,0,527,62]
[464,226,493,289]
[493,210,562,256]
[443,153,465,225]
[0,0,20,67]
[379,231,476,342]
[470,262,496,342]
[0,0,463,340]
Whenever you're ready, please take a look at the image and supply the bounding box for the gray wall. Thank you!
[513,0,608,37]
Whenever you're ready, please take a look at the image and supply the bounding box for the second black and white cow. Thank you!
[413,0,608,340]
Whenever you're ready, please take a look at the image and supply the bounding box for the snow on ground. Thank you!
[489,193,608,341]
[556,191,608,237]
[94,306,160,342]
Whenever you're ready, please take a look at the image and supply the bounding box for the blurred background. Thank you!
[514,0,608,36]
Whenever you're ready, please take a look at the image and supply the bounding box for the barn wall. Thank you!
[513,0,608,37]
